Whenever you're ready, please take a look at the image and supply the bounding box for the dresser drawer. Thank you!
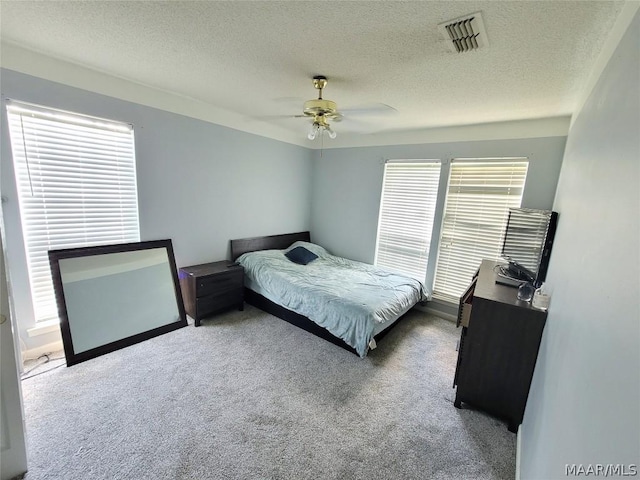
[196,271,243,296]
[196,290,243,316]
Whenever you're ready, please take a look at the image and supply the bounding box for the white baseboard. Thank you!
[426,308,456,323]
[516,423,522,480]
[22,340,63,362]
[417,304,457,322]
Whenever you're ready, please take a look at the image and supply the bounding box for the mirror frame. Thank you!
[49,239,187,366]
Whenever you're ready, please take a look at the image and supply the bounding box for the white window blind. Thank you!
[6,101,140,323]
[433,158,528,301]
[374,160,441,282]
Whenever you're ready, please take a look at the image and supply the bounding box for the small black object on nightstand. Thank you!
[178,260,244,326]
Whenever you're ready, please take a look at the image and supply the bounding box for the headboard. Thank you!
[230,231,311,261]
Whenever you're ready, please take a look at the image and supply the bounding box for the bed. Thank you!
[230,232,427,357]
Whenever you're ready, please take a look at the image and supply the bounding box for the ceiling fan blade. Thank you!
[340,103,398,116]
[333,116,379,134]
[253,114,307,120]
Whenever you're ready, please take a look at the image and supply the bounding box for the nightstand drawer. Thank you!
[196,271,242,296]
[196,290,243,316]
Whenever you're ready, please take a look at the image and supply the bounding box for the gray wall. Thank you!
[310,137,566,301]
[0,69,312,352]
[521,11,639,478]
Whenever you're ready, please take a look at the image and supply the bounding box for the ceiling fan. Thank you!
[295,75,396,140]
[303,75,340,140]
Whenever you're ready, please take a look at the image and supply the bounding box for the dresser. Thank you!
[178,261,244,326]
[453,259,547,432]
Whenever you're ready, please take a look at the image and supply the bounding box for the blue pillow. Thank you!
[285,246,318,265]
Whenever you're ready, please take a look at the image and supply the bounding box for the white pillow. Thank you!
[285,241,329,258]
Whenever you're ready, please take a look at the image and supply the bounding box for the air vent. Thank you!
[438,12,488,53]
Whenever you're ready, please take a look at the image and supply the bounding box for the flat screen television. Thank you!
[499,208,558,287]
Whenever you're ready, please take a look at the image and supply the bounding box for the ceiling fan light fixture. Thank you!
[307,117,337,141]
[308,123,320,140]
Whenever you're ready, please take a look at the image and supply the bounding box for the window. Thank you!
[433,158,528,301]
[6,101,140,323]
[374,160,441,282]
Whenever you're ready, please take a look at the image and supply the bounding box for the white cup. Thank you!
[532,290,550,310]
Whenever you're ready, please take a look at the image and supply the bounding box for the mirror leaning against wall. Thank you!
[48,239,187,367]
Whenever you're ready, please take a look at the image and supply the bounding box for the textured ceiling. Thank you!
[0,1,626,144]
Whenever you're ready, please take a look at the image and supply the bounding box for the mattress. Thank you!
[237,241,427,356]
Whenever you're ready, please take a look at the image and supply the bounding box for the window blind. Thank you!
[374,160,441,282]
[6,101,140,323]
[433,159,528,301]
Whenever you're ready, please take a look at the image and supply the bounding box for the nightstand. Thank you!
[178,261,244,326]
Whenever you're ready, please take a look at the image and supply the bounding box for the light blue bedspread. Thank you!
[237,242,427,357]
